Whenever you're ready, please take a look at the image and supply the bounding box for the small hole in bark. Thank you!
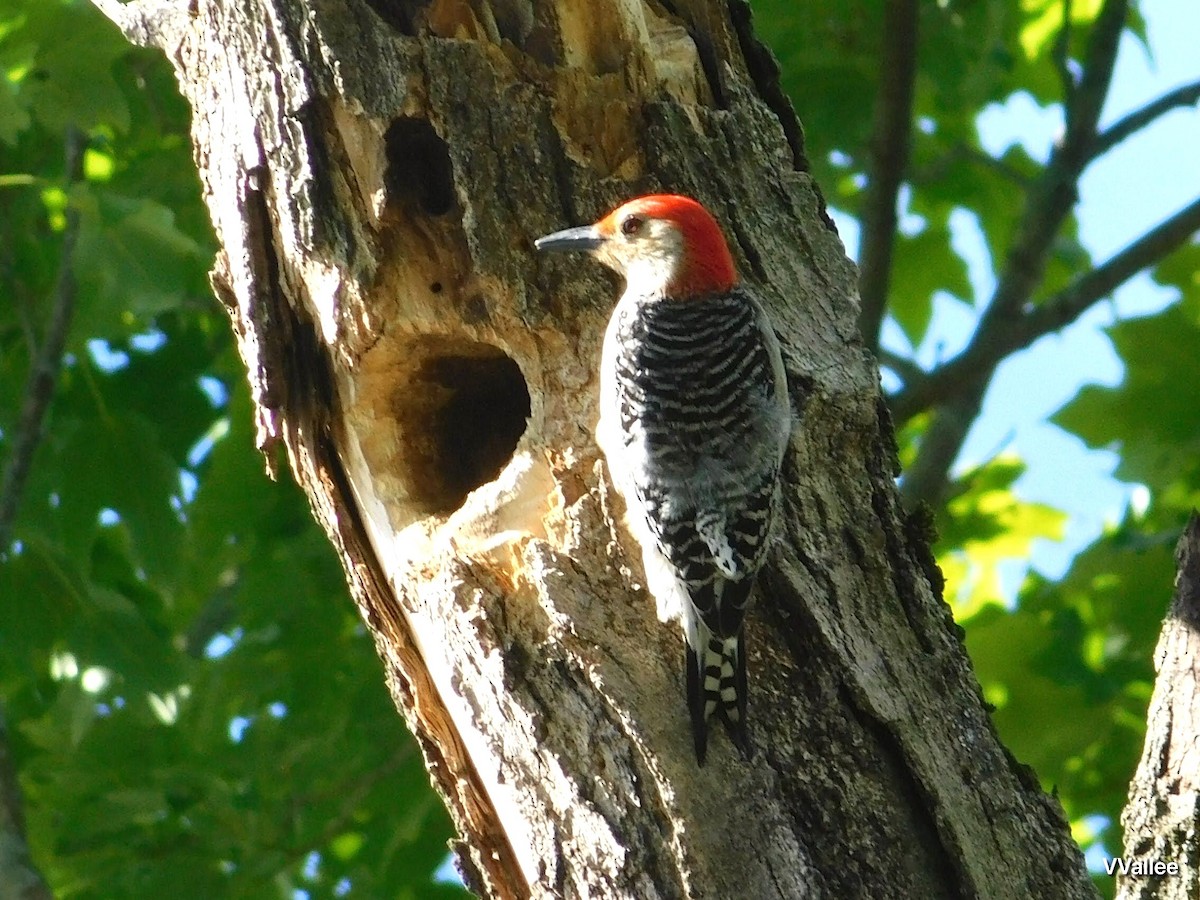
[395,339,531,514]
[385,117,456,216]
[363,0,429,35]
[430,281,443,294]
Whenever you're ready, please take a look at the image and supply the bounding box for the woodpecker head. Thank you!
[535,194,737,299]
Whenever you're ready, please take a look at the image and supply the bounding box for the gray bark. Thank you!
[1117,513,1200,900]
[95,0,1096,897]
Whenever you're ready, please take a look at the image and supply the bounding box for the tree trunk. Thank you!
[95,0,1096,896]
[1117,513,1200,900]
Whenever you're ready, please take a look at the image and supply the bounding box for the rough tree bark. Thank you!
[94,0,1097,897]
[1117,514,1200,900]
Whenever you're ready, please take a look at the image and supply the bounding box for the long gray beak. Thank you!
[535,225,604,253]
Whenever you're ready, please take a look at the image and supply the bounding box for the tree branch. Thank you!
[1022,195,1200,337]
[892,0,1129,504]
[1090,78,1200,161]
[856,0,920,352]
[986,0,1126,326]
[877,349,927,389]
[911,144,1034,189]
[897,380,986,509]
[891,195,1200,425]
[256,750,412,880]
[1052,0,1077,109]
[0,126,86,551]
[0,124,86,900]
[182,587,238,659]
[1116,513,1200,900]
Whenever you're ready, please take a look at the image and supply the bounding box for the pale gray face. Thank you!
[595,214,685,295]
[536,194,737,300]
[536,213,686,296]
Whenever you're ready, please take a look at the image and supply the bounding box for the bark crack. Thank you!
[838,681,973,900]
[725,0,806,172]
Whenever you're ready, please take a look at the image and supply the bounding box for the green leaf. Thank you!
[72,187,209,334]
[970,510,1168,849]
[0,72,30,143]
[30,404,186,585]
[19,0,131,133]
[0,537,84,677]
[72,560,184,692]
[1018,0,1107,61]
[0,11,37,143]
[22,680,100,750]
[889,223,974,342]
[936,455,1066,620]
[101,319,227,465]
[1053,306,1200,489]
[1152,238,1200,304]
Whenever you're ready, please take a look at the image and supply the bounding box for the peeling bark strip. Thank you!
[1117,514,1200,900]
[95,0,1095,897]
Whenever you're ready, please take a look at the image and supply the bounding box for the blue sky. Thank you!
[967,0,1200,579]
[836,0,1200,588]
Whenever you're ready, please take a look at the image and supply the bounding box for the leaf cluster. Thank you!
[0,1,461,896]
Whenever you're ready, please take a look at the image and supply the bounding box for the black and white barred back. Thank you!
[602,286,790,762]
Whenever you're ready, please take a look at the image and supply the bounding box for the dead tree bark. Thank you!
[1116,514,1200,900]
[95,0,1096,897]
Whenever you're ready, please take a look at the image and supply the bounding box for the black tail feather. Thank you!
[723,635,751,760]
[685,632,750,764]
[686,643,710,764]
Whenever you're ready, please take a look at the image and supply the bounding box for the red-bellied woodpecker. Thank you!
[536,194,791,763]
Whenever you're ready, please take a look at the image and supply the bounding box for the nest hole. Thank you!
[385,117,456,216]
[395,341,531,515]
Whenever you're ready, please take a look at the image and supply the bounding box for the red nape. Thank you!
[604,194,738,297]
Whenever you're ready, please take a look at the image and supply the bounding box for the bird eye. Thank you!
[620,215,644,237]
